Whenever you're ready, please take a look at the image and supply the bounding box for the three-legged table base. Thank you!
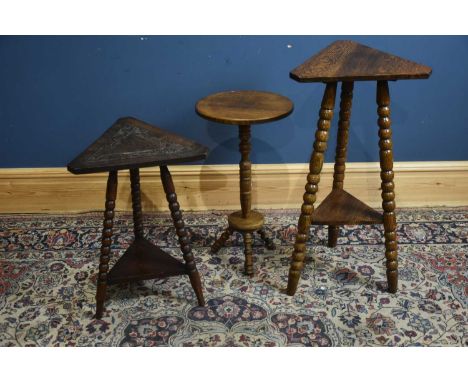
[287,80,399,296]
[211,210,275,276]
[95,166,205,319]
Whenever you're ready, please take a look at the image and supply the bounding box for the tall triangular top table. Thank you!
[287,40,432,296]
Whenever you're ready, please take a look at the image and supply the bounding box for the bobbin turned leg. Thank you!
[160,165,205,306]
[328,81,354,247]
[287,82,337,296]
[130,168,144,240]
[258,228,276,250]
[377,81,398,293]
[243,232,254,276]
[96,170,118,319]
[211,228,233,254]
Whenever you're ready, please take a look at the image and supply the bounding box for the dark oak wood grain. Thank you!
[258,228,276,250]
[377,81,399,293]
[196,90,293,125]
[243,232,254,276]
[107,237,187,285]
[329,81,354,247]
[312,188,383,225]
[197,90,292,275]
[96,170,118,319]
[290,40,432,82]
[68,118,207,318]
[285,41,425,296]
[160,165,205,305]
[332,82,354,191]
[130,168,144,239]
[211,227,233,253]
[287,82,337,296]
[67,117,208,174]
[239,125,252,217]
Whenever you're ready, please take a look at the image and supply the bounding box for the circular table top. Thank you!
[196,90,293,125]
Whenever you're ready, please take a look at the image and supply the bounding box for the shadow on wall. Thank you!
[203,117,292,163]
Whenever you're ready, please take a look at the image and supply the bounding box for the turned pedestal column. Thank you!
[286,40,432,296]
[196,90,293,276]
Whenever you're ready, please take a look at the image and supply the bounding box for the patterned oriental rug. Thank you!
[0,208,466,346]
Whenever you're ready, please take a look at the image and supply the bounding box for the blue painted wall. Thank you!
[0,36,467,167]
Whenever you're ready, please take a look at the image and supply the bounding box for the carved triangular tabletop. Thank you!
[68,117,207,174]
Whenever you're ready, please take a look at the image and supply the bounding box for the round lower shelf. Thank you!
[228,210,264,231]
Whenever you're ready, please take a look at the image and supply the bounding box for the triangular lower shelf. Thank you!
[107,238,187,285]
[312,189,383,225]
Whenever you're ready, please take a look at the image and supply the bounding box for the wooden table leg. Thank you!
[328,81,354,247]
[287,82,337,296]
[160,165,205,306]
[211,227,233,253]
[96,170,118,319]
[243,231,254,276]
[377,80,398,293]
[238,124,256,275]
[239,124,252,218]
[130,168,144,240]
[258,228,276,250]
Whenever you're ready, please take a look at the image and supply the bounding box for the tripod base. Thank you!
[211,210,276,276]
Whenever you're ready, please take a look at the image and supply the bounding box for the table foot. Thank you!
[189,271,206,306]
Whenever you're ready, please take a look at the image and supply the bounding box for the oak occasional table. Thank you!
[67,117,208,319]
[196,90,293,276]
[286,40,432,296]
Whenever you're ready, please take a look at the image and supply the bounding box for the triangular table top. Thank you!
[67,117,208,174]
[290,40,432,82]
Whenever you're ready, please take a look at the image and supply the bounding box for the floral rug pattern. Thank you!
[0,208,467,346]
